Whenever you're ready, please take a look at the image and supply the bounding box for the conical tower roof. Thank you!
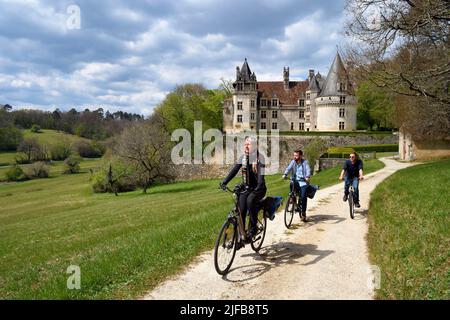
[240,58,253,81]
[319,52,349,97]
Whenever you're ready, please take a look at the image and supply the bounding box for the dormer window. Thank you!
[339,83,346,92]
[306,93,311,99]
[237,83,243,91]
[272,99,278,107]
[298,99,305,107]
[261,99,266,107]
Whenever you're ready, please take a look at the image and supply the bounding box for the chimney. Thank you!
[236,66,240,80]
[283,67,290,89]
[308,69,315,81]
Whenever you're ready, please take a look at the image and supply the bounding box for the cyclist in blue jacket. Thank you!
[282,149,311,221]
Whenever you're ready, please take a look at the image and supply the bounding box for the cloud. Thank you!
[0,0,348,115]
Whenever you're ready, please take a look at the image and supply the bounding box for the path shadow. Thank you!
[222,242,334,282]
[288,213,346,230]
[353,209,368,221]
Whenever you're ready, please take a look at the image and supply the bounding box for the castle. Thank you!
[223,52,357,133]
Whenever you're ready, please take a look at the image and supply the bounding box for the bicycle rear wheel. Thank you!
[349,191,355,219]
[284,194,295,228]
[251,210,267,252]
[214,218,237,275]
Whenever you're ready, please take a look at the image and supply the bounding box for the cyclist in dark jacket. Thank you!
[339,152,364,207]
[220,137,266,239]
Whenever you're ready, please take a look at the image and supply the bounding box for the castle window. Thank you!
[340,96,346,105]
[272,122,278,130]
[339,121,345,130]
[291,122,294,130]
[339,108,345,118]
[299,123,305,131]
[299,110,305,119]
[237,83,243,91]
[237,101,243,110]
[261,99,267,107]
[251,100,255,108]
[272,99,278,107]
[251,113,255,121]
[261,110,266,119]
[261,122,266,129]
[272,110,278,119]
[339,83,346,92]
[267,100,271,107]
[298,99,305,107]
[306,93,311,99]
[237,115,243,123]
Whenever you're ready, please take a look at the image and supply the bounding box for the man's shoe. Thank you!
[236,241,245,250]
[343,194,348,202]
[355,202,361,208]
[301,212,307,222]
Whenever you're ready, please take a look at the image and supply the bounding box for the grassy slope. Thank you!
[0,130,90,168]
[0,158,384,299]
[22,129,90,145]
[367,159,450,299]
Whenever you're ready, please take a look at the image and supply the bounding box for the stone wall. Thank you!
[173,134,398,181]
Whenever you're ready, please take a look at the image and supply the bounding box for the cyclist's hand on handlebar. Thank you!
[219,182,227,190]
[339,176,344,181]
[359,176,364,181]
[282,174,287,180]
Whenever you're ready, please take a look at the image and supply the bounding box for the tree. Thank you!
[114,114,175,193]
[356,81,395,130]
[345,0,450,139]
[17,138,47,163]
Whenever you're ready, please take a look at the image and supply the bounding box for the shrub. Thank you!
[50,141,72,160]
[63,156,81,174]
[25,161,50,179]
[304,138,327,173]
[30,124,42,133]
[91,158,136,194]
[72,140,104,158]
[5,165,28,182]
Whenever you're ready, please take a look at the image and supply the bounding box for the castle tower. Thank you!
[231,58,258,133]
[315,52,357,131]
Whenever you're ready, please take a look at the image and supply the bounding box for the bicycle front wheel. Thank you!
[214,218,237,275]
[349,191,355,219]
[251,210,267,252]
[284,194,295,228]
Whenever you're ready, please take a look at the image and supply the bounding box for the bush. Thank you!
[304,138,327,173]
[5,165,28,182]
[63,156,81,174]
[30,124,42,133]
[50,142,72,160]
[25,161,50,179]
[72,140,104,158]
[91,158,136,193]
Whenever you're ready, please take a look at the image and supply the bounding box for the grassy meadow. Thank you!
[367,159,450,299]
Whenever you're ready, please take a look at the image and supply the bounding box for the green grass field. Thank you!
[0,158,384,299]
[367,159,450,299]
[22,129,90,145]
[0,130,90,168]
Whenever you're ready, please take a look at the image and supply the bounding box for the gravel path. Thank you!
[143,158,415,300]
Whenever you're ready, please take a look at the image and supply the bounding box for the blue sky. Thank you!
[0,0,348,115]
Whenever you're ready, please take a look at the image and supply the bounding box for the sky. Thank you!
[0,0,349,116]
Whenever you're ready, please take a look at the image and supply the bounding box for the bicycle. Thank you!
[284,180,305,228]
[213,184,271,275]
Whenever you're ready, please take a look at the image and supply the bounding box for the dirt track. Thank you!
[143,158,414,300]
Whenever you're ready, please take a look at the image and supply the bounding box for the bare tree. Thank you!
[114,114,175,193]
[344,0,450,139]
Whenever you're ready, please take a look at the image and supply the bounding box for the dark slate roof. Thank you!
[319,52,349,97]
[257,81,309,105]
[240,58,253,81]
[307,73,320,91]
